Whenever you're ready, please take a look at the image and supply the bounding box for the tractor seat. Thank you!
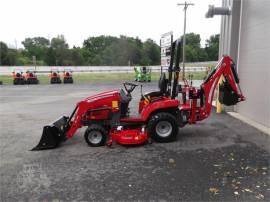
[141,91,163,101]
[120,89,132,117]
[142,66,147,74]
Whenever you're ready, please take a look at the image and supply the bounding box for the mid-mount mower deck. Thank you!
[32,40,245,151]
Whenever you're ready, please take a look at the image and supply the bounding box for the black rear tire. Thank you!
[84,125,107,147]
[147,112,178,142]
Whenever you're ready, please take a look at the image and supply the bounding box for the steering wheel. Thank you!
[123,82,138,94]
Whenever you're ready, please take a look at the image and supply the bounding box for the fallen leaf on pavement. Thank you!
[234,191,240,196]
[209,187,219,195]
[244,188,253,193]
[236,181,241,185]
[231,184,239,189]
[169,158,175,164]
[224,171,232,177]
[255,193,264,199]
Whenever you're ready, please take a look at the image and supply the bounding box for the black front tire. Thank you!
[84,125,107,147]
[147,112,178,142]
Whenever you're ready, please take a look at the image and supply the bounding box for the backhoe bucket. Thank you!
[32,116,69,151]
[218,81,240,106]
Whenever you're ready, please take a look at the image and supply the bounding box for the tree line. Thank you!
[0,33,219,66]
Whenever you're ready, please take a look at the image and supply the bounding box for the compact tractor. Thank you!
[12,69,25,85]
[134,66,151,82]
[63,68,74,84]
[50,68,62,84]
[25,69,39,84]
[32,40,245,150]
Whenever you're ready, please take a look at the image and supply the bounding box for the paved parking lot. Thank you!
[0,81,269,201]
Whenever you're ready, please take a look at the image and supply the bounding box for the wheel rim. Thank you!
[155,121,172,137]
[88,131,102,144]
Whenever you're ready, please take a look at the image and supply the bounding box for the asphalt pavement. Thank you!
[0,81,269,201]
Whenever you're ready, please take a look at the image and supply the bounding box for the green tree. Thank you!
[22,37,49,61]
[0,41,8,65]
[83,35,118,65]
[45,47,56,65]
[183,33,201,48]
[50,35,69,65]
[205,34,219,61]
[0,42,18,65]
[141,39,160,65]
[71,47,85,65]
[181,33,208,62]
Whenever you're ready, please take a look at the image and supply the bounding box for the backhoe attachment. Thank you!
[218,79,241,106]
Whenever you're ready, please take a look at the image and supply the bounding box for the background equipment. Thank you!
[12,69,25,85]
[32,39,245,151]
[134,66,151,82]
[63,68,73,84]
[24,69,39,84]
[50,68,62,84]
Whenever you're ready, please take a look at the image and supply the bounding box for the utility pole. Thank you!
[32,56,36,72]
[177,1,194,80]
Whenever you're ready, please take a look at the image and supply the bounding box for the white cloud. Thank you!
[0,0,222,48]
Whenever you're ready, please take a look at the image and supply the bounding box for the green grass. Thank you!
[0,72,206,85]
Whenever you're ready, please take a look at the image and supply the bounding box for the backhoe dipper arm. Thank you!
[200,56,245,117]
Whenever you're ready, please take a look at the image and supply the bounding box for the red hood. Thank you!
[85,89,119,101]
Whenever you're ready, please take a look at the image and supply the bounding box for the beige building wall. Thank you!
[220,0,270,127]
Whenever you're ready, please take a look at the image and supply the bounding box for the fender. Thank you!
[140,98,179,122]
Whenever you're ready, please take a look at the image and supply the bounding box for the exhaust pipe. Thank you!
[31,116,69,151]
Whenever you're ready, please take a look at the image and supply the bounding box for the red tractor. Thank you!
[25,69,39,84]
[12,69,25,85]
[32,40,245,150]
[63,68,73,84]
[50,68,62,84]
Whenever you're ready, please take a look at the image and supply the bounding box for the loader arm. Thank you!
[32,100,93,150]
[200,55,245,118]
[65,101,89,139]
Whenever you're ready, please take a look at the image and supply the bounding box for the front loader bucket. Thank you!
[32,116,69,151]
[218,81,240,106]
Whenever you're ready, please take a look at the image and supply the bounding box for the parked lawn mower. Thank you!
[25,69,39,84]
[32,40,245,151]
[12,69,25,85]
[63,68,73,84]
[50,68,62,84]
[134,66,151,82]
